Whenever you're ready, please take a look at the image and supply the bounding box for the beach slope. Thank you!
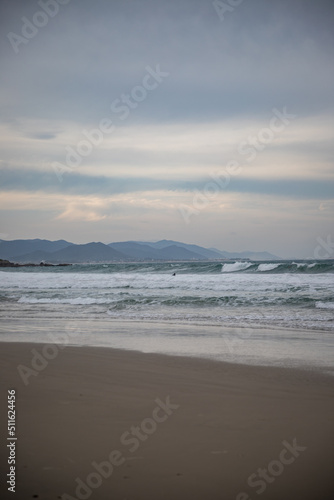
[0,342,333,500]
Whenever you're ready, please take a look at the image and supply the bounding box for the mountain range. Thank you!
[0,239,279,263]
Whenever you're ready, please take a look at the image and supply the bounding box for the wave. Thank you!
[257,263,280,272]
[4,259,334,275]
[18,297,109,305]
[76,260,334,274]
[316,301,334,310]
[221,262,253,273]
[220,260,334,274]
[16,293,332,309]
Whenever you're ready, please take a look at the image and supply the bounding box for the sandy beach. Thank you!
[0,341,333,500]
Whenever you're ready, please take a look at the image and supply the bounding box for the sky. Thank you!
[0,0,333,258]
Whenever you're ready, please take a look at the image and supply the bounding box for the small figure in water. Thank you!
[172,272,176,276]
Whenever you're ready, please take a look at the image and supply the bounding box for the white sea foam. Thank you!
[257,263,280,272]
[315,301,334,310]
[1,264,334,332]
[18,297,109,305]
[221,262,252,273]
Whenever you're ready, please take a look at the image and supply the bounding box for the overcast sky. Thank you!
[0,0,333,257]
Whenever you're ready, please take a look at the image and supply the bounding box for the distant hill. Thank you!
[13,242,125,263]
[138,240,223,259]
[242,251,280,261]
[0,238,280,263]
[209,247,279,261]
[109,241,208,260]
[135,240,279,260]
[0,239,72,260]
[158,244,206,260]
[109,242,163,260]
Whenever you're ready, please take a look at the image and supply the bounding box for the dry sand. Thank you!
[0,341,333,500]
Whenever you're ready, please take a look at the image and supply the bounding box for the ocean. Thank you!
[1,260,334,371]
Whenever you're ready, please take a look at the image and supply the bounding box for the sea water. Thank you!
[1,260,333,370]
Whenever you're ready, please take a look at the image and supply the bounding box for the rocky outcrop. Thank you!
[0,259,71,268]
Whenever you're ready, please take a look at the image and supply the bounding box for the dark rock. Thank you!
[0,259,71,268]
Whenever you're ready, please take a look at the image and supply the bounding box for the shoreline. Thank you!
[0,342,333,499]
[1,317,333,374]
[1,339,334,381]
[0,338,333,377]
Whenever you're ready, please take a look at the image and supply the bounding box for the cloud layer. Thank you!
[0,0,333,257]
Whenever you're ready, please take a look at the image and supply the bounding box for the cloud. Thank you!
[1,165,333,201]
[0,0,333,256]
[1,0,334,124]
[29,132,58,140]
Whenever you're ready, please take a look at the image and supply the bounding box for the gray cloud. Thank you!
[0,0,333,255]
[1,167,333,200]
[1,0,333,124]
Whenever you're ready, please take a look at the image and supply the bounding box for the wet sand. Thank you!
[0,341,333,500]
